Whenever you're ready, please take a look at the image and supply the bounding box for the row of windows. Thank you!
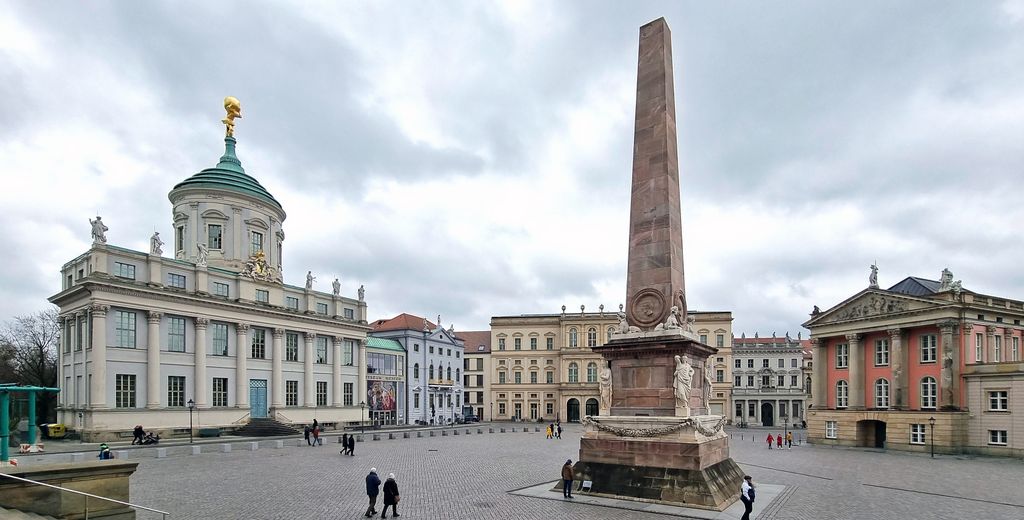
[973,333,1021,363]
[697,334,727,348]
[832,377,937,409]
[496,362,599,384]
[410,343,462,359]
[498,336,556,351]
[412,363,459,381]
[463,358,485,370]
[825,420,1010,447]
[834,335,938,368]
[734,358,801,369]
[410,392,461,410]
[735,374,801,388]
[175,226,266,257]
[114,375,355,408]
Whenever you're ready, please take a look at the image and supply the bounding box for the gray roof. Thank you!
[887,277,942,297]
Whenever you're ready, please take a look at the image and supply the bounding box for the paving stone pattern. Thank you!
[122,425,1024,519]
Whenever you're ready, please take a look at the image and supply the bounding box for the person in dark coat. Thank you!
[365,468,381,517]
[304,425,312,446]
[132,425,144,445]
[347,434,356,456]
[341,433,350,455]
[561,459,575,498]
[381,472,400,518]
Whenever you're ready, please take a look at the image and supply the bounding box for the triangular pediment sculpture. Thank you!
[808,289,944,326]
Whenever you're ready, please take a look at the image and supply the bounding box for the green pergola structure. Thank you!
[0,383,60,462]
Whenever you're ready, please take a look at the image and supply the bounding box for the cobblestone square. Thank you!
[120,424,1024,519]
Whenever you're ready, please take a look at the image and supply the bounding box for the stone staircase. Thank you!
[230,417,301,437]
[0,506,57,519]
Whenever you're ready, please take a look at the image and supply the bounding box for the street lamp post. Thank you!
[359,401,366,434]
[490,401,493,423]
[928,416,936,458]
[187,399,195,444]
[782,413,788,447]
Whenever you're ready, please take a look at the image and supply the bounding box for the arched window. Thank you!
[446,366,452,380]
[413,363,420,379]
[606,327,615,343]
[587,327,597,348]
[835,380,849,408]
[569,362,579,383]
[586,362,598,383]
[921,377,937,409]
[874,378,890,408]
[568,328,578,348]
[429,364,435,379]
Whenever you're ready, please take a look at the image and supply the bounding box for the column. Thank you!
[189,202,200,261]
[90,305,109,408]
[194,318,209,408]
[963,324,974,364]
[1003,328,1013,363]
[985,325,996,363]
[847,334,864,410]
[236,323,250,407]
[304,332,316,407]
[888,328,905,409]
[271,328,284,409]
[811,338,827,409]
[941,321,958,409]
[146,312,162,408]
[358,338,368,407]
[332,336,343,407]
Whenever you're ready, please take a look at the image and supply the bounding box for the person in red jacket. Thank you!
[766,433,773,449]
[776,434,783,448]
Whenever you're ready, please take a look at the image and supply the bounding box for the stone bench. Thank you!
[191,445,202,455]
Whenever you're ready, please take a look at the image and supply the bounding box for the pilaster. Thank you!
[888,328,905,409]
[332,336,343,407]
[271,328,285,408]
[90,305,109,408]
[304,332,316,407]
[235,323,250,408]
[811,338,827,409]
[194,317,209,408]
[846,334,864,410]
[146,311,162,409]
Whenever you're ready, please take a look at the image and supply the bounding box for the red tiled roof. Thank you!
[459,330,491,353]
[371,313,437,332]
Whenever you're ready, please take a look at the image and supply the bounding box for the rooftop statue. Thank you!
[89,216,108,244]
[222,96,241,137]
[150,232,163,256]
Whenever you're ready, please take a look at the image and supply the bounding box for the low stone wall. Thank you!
[0,460,140,519]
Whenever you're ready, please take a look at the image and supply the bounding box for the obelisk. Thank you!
[625,17,686,331]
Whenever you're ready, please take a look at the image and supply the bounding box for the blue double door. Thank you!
[249,379,268,418]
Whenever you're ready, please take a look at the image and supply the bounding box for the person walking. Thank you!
[776,433,783,449]
[381,472,401,518]
[546,425,553,439]
[740,475,755,520]
[304,425,312,446]
[341,433,349,455]
[312,424,321,446]
[561,459,575,499]
[766,433,773,449]
[785,431,793,449]
[556,424,562,439]
[365,467,381,517]
[347,433,356,456]
[132,425,144,445]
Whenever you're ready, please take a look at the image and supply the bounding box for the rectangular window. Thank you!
[988,390,1008,411]
[316,303,328,315]
[825,420,837,439]
[76,315,84,351]
[429,346,434,354]
[499,372,506,384]
[735,402,743,418]
[213,282,230,297]
[546,338,553,350]
[344,382,353,406]
[255,289,269,303]
[994,335,1002,362]
[747,376,754,387]
[716,369,724,383]
[344,308,354,319]
[251,328,266,359]
[791,375,798,387]
[734,359,741,369]
[763,359,770,368]
[286,297,299,310]
[910,424,926,445]
[873,339,889,366]
[734,376,741,386]
[316,337,328,364]
[920,335,937,363]
[168,317,186,352]
[836,343,849,368]
[716,334,724,348]
[530,338,537,350]
[546,372,553,384]
[175,226,184,252]
[776,359,783,368]
[286,380,298,406]
[1013,337,1019,361]
[168,375,185,407]
[343,339,355,365]
[747,402,756,417]
[762,375,771,387]
[413,392,420,409]
[498,338,505,350]
[514,338,521,350]
[514,372,522,384]
[989,430,1008,445]
[836,383,849,408]
[250,231,263,255]
[791,358,798,368]
[115,374,136,408]
[700,334,708,344]
[208,224,222,249]
[778,375,785,387]
[167,273,186,289]
[286,332,299,361]
[414,343,419,352]
[976,333,984,363]
[115,310,137,348]
[498,403,506,415]
[212,323,228,356]
[114,262,136,280]
[747,359,754,368]
[212,377,228,407]
[546,402,554,415]
[530,372,537,384]
[316,381,327,406]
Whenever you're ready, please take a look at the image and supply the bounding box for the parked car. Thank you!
[462,414,480,423]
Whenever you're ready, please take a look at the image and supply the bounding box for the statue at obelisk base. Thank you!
[557,17,743,511]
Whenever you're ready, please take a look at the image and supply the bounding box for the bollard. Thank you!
[453,429,459,436]
[416,431,423,438]
[403,432,410,439]
[372,434,381,441]
[489,428,494,433]
[357,434,364,442]
[535,426,540,432]
[191,445,202,455]
[478,428,483,434]
[273,440,284,449]
[389,433,396,440]
[221,444,232,453]
[114,450,128,459]
[248,442,259,451]
[70,453,84,463]
[429,431,436,437]
[512,427,517,433]
[442,430,448,437]
[500,428,506,433]
[466,429,471,435]
[156,448,167,458]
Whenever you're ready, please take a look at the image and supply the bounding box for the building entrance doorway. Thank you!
[249,379,268,418]
[567,398,580,422]
[585,398,599,417]
[370,410,396,425]
[857,420,887,448]
[760,402,774,427]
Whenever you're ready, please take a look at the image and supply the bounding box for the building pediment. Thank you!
[806,289,943,327]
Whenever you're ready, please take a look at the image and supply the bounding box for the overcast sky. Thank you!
[2,1,1023,337]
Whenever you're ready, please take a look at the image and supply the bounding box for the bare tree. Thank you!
[0,308,60,422]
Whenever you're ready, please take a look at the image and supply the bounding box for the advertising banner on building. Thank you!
[367,380,397,411]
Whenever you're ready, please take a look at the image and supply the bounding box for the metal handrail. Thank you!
[0,471,169,519]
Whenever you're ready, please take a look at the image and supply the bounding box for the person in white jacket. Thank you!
[740,475,755,520]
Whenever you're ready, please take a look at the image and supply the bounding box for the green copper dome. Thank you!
[170,137,283,211]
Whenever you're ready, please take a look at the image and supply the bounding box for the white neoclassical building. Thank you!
[49,116,371,441]
[731,334,810,429]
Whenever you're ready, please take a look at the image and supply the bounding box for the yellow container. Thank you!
[46,424,66,438]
